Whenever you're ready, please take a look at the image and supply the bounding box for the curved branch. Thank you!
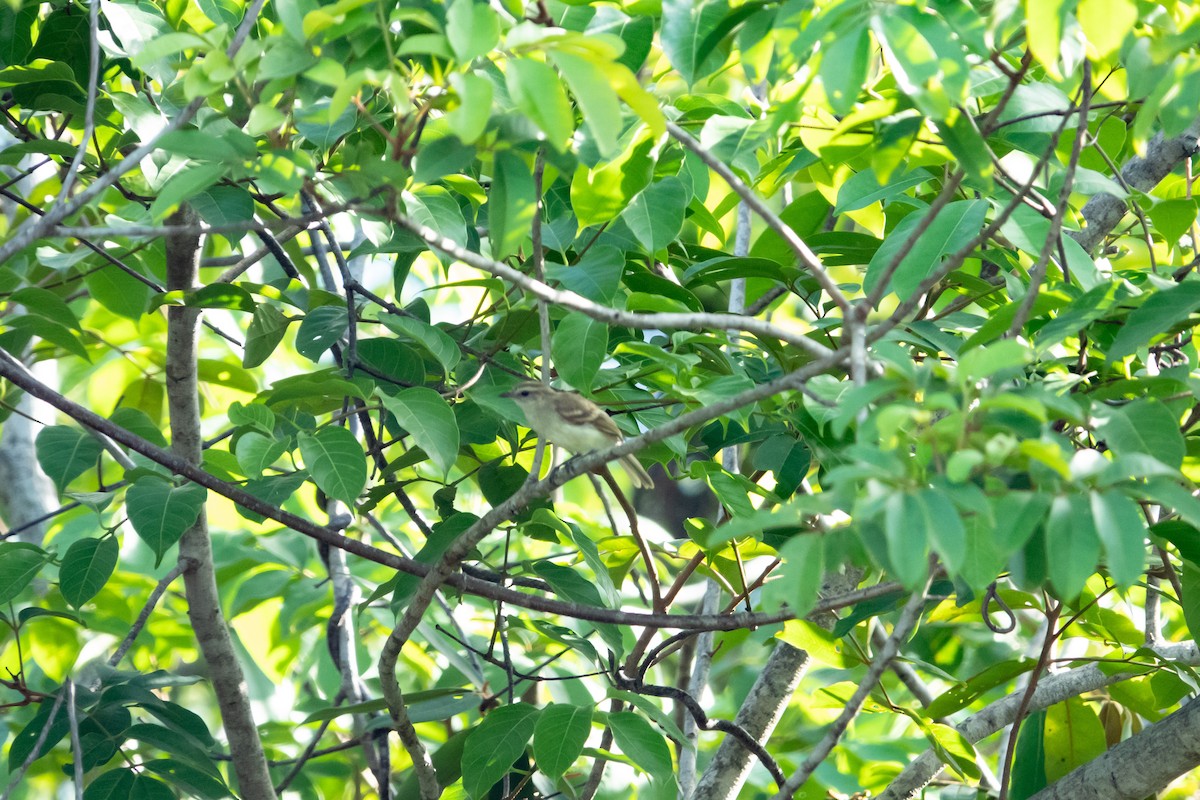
[664,121,849,312]
[0,0,268,265]
[771,577,931,799]
[1071,117,1200,254]
[0,347,907,631]
[878,643,1200,799]
[1028,685,1200,799]
[690,642,810,800]
[389,213,836,360]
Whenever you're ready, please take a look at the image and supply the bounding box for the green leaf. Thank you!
[1009,709,1048,798]
[919,720,981,781]
[0,542,50,605]
[131,774,175,800]
[242,304,292,368]
[563,522,621,607]
[1138,478,1200,531]
[508,57,574,152]
[927,658,1038,718]
[1108,282,1200,363]
[551,313,608,392]
[873,6,969,120]
[446,72,493,144]
[403,186,468,255]
[59,536,119,608]
[141,760,230,799]
[488,151,536,260]
[936,109,994,182]
[864,200,987,298]
[462,703,539,800]
[235,472,307,524]
[623,177,687,253]
[378,314,461,373]
[750,190,832,263]
[148,163,224,219]
[545,245,625,304]
[532,703,592,781]
[83,768,136,800]
[660,0,730,86]
[834,168,931,215]
[820,23,870,116]
[992,492,1051,556]
[126,479,207,566]
[295,305,348,362]
[1148,198,1199,248]
[1093,399,1185,470]
[1076,0,1137,59]
[11,286,81,330]
[379,387,461,477]
[1181,563,1200,640]
[1045,494,1099,599]
[84,264,151,321]
[609,711,675,786]
[959,340,1033,385]
[532,562,608,608]
[228,402,276,434]
[446,0,499,63]
[885,493,930,588]
[550,51,623,158]
[191,184,254,232]
[570,134,656,228]
[761,534,825,617]
[184,284,257,312]
[297,426,367,504]
[920,489,966,575]
[1089,491,1146,588]
[235,431,288,477]
[36,425,103,492]
[127,723,225,781]
[1043,697,1107,781]
[1023,0,1066,78]
[3,315,90,361]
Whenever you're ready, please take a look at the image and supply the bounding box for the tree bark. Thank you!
[690,642,809,799]
[1028,695,1200,799]
[165,205,277,799]
[1071,118,1200,253]
[879,643,1200,799]
[0,386,54,545]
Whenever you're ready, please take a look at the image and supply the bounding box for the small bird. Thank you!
[500,381,655,489]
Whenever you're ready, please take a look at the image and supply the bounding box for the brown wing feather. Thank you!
[558,398,623,438]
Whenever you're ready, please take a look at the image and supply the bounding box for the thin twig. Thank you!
[390,212,835,359]
[1006,62,1091,337]
[108,559,191,666]
[54,0,101,203]
[0,690,67,800]
[665,121,849,312]
[772,573,932,799]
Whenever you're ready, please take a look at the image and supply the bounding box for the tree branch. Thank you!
[164,205,276,799]
[878,643,1200,799]
[389,212,836,360]
[0,345,908,631]
[1071,117,1200,254]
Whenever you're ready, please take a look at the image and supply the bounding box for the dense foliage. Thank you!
[4,0,1200,798]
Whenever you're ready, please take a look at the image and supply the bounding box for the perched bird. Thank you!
[500,381,655,489]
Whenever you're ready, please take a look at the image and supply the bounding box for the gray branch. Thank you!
[1071,118,1200,253]
[164,205,277,799]
[1028,693,1200,799]
[879,643,1200,799]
